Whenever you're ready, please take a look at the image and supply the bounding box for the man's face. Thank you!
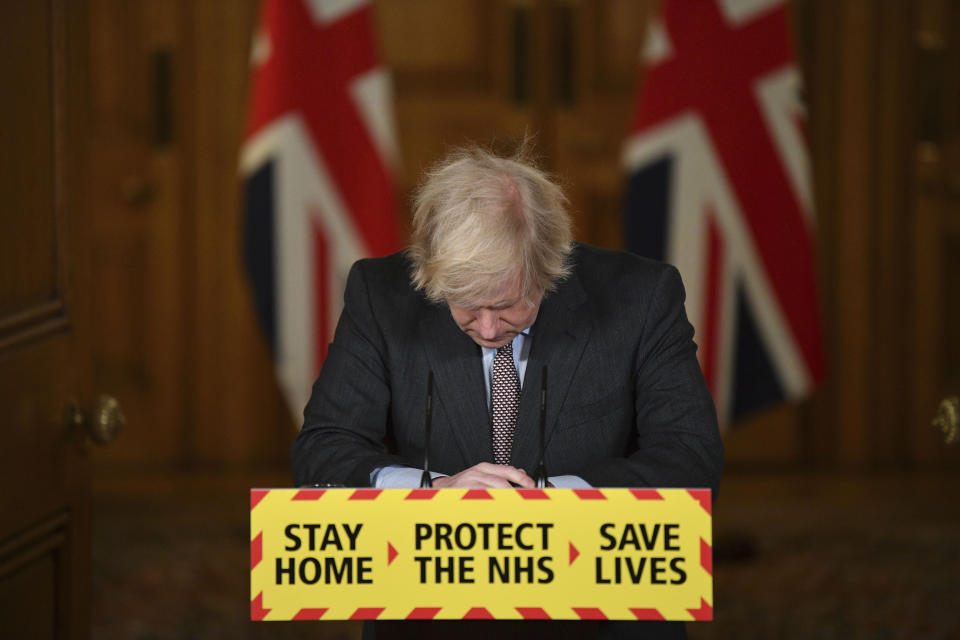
[448,283,541,349]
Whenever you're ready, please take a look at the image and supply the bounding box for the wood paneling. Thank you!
[86,0,292,468]
[376,0,543,199]
[553,1,653,250]
[0,0,93,637]
[871,1,914,465]
[0,513,69,640]
[87,0,187,465]
[586,0,656,95]
[377,0,496,92]
[832,0,874,467]
[185,0,292,465]
[910,0,960,467]
[0,2,66,345]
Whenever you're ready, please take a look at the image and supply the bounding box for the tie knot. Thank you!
[497,343,513,356]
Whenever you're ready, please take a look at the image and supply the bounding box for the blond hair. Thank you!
[407,144,573,307]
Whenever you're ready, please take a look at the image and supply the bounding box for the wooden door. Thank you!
[0,1,94,638]
[911,0,960,466]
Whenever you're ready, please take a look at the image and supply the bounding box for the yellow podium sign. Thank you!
[250,488,712,621]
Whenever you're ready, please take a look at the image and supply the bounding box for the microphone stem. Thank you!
[420,371,434,488]
[535,365,548,489]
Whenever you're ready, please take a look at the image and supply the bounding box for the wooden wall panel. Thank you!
[376,0,539,200]
[587,0,655,95]
[87,0,187,466]
[0,1,94,636]
[185,0,293,465]
[832,0,874,467]
[792,0,840,467]
[0,1,63,338]
[0,540,58,640]
[871,1,914,465]
[377,0,494,92]
[87,0,291,469]
[910,0,960,467]
[553,0,653,251]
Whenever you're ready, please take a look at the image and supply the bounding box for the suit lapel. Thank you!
[419,304,492,467]
[511,272,591,471]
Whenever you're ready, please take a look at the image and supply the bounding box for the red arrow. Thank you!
[569,541,579,565]
[387,541,398,565]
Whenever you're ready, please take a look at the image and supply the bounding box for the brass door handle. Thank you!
[64,395,125,445]
[933,396,959,445]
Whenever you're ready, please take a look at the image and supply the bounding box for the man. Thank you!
[293,144,721,492]
[291,145,722,639]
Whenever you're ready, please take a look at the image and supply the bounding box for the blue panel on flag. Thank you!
[622,154,672,262]
[244,160,277,355]
[731,286,785,420]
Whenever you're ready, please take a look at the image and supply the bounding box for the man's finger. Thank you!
[434,470,507,489]
[465,463,535,488]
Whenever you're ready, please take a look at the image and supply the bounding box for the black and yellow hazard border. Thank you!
[251,488,712,621]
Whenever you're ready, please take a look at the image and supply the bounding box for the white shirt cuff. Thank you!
[371,465,447,488]
[548,475,592,489]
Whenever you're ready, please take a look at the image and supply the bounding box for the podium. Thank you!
[250,488,712,621]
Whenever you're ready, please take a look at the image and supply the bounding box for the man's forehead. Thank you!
[469,281,524,308]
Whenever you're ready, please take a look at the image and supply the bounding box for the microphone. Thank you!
[419,371,435,488]
[533,365,548,489]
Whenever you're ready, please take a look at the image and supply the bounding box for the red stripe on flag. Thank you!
[793,108,809,147]
[311,220,330,371]
[405,489,438,500]
[251,592,270,621]
[516,607,551,619]
[293,608,328,620]
[630,608,666,620]
[688,489,712,515]
[463,607,494,619]
[251,532,263,570]
[350,607,385,620]
[629,489,664,500]
[573,607,608,620]
[462,490,493,500]
[406,607,442,620]
[701,537,713,576]
[688,598,713,621]
[517,489,550,500]
[701,212,724,395]
[573,489,606,500]
[292,489,326,500]
[349,489,382,500]
[250,489,269,510]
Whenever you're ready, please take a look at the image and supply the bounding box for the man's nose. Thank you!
[475,309,499,339]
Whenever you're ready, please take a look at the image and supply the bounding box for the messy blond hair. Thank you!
[407,143,573,307]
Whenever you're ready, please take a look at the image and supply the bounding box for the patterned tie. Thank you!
[491,343,520,465]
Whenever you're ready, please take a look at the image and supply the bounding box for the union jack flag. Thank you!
[622,0,825,426]
[241,0,401,418]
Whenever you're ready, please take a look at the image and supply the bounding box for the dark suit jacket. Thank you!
[292,243,722,494]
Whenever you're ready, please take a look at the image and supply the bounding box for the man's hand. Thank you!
[432,463,535,489]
